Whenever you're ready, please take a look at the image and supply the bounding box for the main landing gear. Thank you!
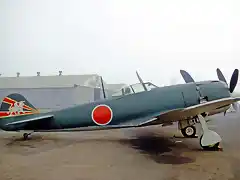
[178,118,198,138]
[179,115,222,151]
[181,125,197,138]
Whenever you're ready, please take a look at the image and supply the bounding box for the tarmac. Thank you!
[0,112,240,180]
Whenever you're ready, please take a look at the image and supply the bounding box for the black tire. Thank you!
[23,133,29,140]
[181,125,196,138]
[199,135,220,151]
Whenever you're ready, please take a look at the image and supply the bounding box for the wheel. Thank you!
[181,125,196,138]
[23,133,29,140]
[199,135,220,151]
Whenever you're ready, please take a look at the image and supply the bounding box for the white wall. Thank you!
[0,86,95,111]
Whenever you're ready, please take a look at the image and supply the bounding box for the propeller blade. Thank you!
[136,71,148,91]
[180,70,195,83]
[229,69,239,93]
[216,68,228,85]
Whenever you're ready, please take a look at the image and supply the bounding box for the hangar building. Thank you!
[0,71,126,112]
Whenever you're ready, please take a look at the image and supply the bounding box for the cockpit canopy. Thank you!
[112,82,158,97]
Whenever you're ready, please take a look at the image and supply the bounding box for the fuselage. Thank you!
[0,80,231,131]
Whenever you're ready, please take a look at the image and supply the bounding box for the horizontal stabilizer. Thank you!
[5,114,54,126]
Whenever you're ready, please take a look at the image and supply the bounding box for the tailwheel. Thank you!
[23,133,31,140]
[181,125,197,138]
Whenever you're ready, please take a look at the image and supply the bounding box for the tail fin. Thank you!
[0,93,39,118]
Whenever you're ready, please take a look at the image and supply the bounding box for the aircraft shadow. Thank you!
[3,130,197,164]
[5,135,45,146]
[117,130,196,165]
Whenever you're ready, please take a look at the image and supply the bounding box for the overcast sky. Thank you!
[0,0,240,88]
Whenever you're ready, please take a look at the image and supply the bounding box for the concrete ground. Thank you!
[0,112,240,180]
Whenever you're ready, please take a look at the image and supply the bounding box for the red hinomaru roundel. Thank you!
[91,104,113,125]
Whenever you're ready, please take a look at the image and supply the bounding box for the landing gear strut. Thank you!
[178,115,222,150]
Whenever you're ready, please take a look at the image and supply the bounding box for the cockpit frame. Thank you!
[112,82,159,97]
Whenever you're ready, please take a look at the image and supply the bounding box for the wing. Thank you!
[138,97,240,127]
[5,114,54,126]
[120,108,183,127]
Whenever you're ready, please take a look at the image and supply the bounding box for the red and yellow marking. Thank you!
[0,111,35,118]
[0,97,39,118]
[3,97,35,111]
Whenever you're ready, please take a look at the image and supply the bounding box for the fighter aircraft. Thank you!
[0,68,239,151]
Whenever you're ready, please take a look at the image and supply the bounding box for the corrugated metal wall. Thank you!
[0,86,97,112]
